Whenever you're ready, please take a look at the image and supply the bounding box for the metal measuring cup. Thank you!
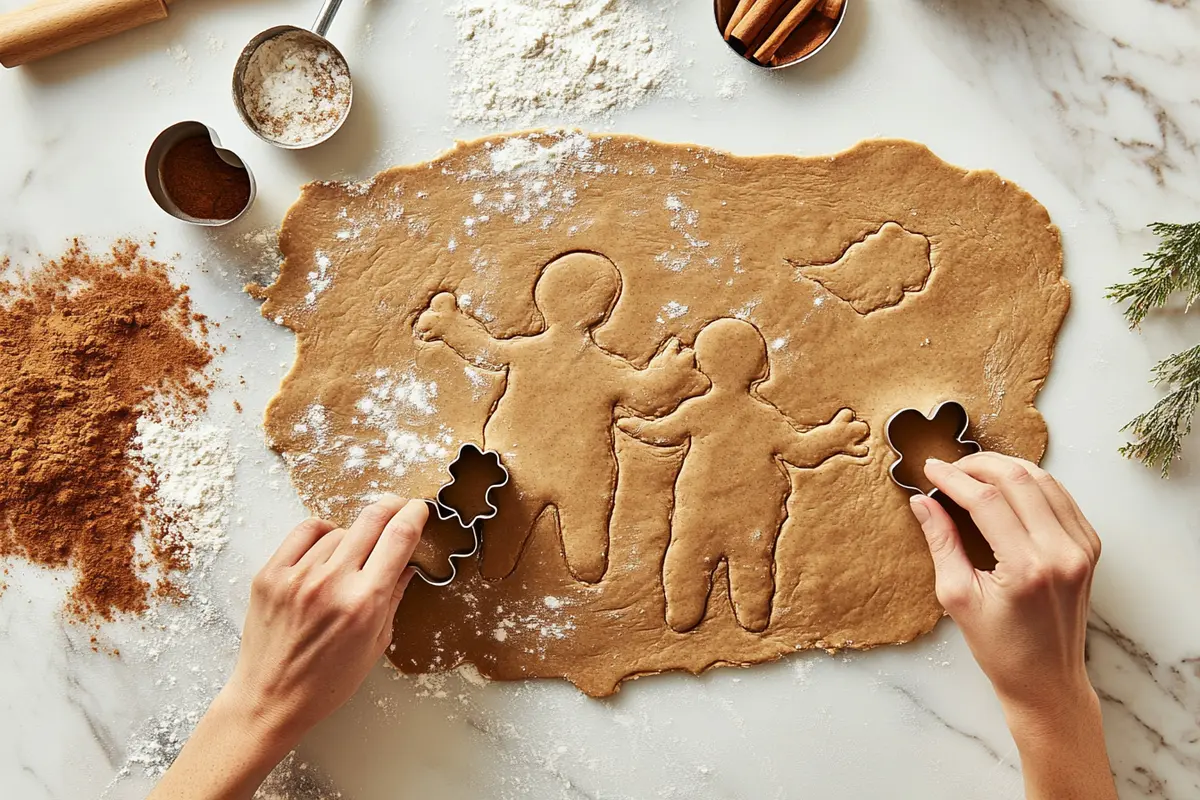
[232,0,353,149]
[145,121,257,227]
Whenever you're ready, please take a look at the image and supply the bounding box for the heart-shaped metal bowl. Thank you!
[145,121,256,227]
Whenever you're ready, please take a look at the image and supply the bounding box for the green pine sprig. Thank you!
[1118,344,1200,476]
[1107,221,1200,327]
[1107,222,1200,476]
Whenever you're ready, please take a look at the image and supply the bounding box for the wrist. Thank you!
[211,677,308,763]
[1000,681,1104,748]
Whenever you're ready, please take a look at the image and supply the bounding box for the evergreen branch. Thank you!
[1107,221,1200,328]
[1119,343,1200,477]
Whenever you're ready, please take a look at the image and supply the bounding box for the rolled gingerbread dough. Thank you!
[256,133,1068,697]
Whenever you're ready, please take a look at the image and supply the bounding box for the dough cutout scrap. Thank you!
[794,222,932,314]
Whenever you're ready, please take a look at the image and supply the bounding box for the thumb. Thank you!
[379,567,417,653]
[389,567,417,615]
[910,495,977,615]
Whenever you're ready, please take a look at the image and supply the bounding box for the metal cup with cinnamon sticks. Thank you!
[715,0,847,69]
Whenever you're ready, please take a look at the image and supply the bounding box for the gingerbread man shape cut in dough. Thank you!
[618,318,870,633]
[414,251,705,583]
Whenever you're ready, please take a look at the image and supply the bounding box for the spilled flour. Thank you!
[449,0,679,125]
[134,416,236,554]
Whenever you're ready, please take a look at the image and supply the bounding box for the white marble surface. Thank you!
[1,1,1198,798]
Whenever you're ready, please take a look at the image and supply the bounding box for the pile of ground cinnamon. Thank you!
[0,240,212,620]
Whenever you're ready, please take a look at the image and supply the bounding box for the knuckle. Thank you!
[1004,463,1032,484]
[387,520,422,548]
[288,573,322,606]
[359,501,399,530]
[935,583,972,614]
[337,591,378,625]
[969,484,1003,508]
[1057,551,1093,584]
[249,569,274,599]
[1018,561,1054,593]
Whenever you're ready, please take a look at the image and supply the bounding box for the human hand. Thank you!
[912,453,1101,714]
[911,453,1114,800]
[147,498,428,800]
[226,497,427,743]
[414,292,460,342]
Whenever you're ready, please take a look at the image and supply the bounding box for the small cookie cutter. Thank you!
[411,443,509,587]
[885,400,982,497]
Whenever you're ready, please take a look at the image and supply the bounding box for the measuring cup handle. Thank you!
[311,0,344,38]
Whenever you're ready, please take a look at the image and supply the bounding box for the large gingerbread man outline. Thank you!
[414,251,703,584]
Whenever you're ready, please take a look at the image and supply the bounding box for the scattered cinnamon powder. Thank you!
[0,240,212,620]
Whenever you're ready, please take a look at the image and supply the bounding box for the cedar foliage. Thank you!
[1107,222,1200,476]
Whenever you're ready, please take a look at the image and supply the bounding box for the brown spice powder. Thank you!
[0,240,212,620]
[160,136,252,221]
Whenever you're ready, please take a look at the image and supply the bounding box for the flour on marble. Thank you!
[133,416,237,554]
[448,0,679,126]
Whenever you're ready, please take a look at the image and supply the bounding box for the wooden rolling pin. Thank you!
[0,0,171,68]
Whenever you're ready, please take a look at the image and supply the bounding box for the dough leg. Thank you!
[555,483,616,584]
[726,539,778,633]
[479,479,546,581]
[662,530,718,633]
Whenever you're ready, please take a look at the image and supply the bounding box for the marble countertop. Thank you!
[1,1,1198,798]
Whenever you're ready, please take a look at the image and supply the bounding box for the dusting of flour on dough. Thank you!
[658,192,711,272]
[304,251,333,306]
[656,300,689,323]
[460,133,600,228]
[352,369,453,478]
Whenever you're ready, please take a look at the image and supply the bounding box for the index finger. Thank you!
[363,499,429,586]
[924,459,1030,556]
[266,517,338,570]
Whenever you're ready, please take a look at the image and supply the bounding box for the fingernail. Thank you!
[909,495,931,524]
[926,458,945,466]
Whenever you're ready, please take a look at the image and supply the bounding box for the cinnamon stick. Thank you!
[729,0,792,48]
[767,11,835,66]
[723,0,759,40]
[817,0,845,19]
[753,0,821,64]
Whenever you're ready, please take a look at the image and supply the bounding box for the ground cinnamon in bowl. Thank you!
[0,240,213,620]
[160,135,253,222]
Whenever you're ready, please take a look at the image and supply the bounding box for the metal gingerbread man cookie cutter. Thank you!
[412,442,509,587]
[884,400,982,497]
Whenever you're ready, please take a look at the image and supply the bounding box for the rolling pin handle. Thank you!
[0,0,171,69]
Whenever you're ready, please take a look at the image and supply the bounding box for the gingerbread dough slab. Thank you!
[257,133,1068,697]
